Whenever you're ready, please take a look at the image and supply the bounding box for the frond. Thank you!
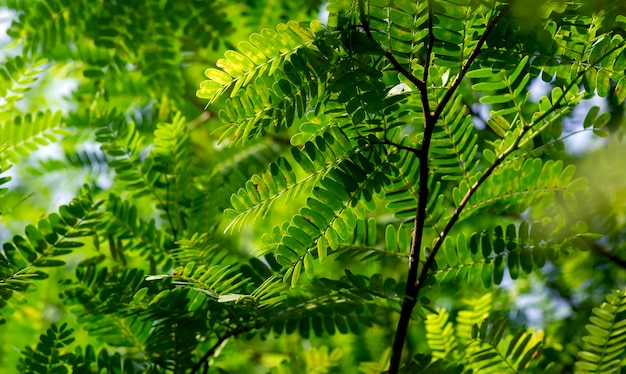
[470,61,586,157]
[425,308,457,360]
[60,264,202,371]
[0,143,11,196]
[574,287,626,374]
[28,138,109,180]
[17,323,75,373]
[191,141,282,231]
[95,116,159,199]
[224,127,360,231]
[97,194,172,269]
[167,0,231,51]
[430,221,591,287]
[456,293,493,343]
[63,148,109,175]
[261,140,395,286]
[152,112,192,236]
[0,111,68,165]
[454,158,583,220]
[480,2,626,104]
[0,188,101,305]
[168,233,231,268]
[256,273,396,339]
[216,48,329,145]
[364,0,492,80]
[541,13,625,93]
[198,20,333,145]
[324,56,405,134]
[582,34,626,103]
[94,113,195,246]
[467,55,532,119]
[402,353,465,373]
[141,25,184,98]
[331,218,410,263]
[61,265,151,347]
[137,268,262,371]
[5,0,90,54]
[270,345,342,374]
[384,149,446,233]
[147,262,249,300]
[365,0,429,67]
[197,20,326,104]
[467,318,542,373]
[71,345,143,374]
[430,0,486,72]
[0,53,48,113]
[430,94,479,181]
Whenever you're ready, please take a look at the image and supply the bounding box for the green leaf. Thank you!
[472,80,507,91]
[303,252,315,279]
[317,237,328,263]
[291,260,302,287]
[487,116,510,138]
[385,225,397,252]
[583,105,600,128]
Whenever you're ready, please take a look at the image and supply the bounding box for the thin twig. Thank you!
[358,3,426,94]
[191,334,229,374]
[412,42,616,298]
[188,111,212,131]
[581,237,626,270]
[432,4,510,120]
[369,139,421,156]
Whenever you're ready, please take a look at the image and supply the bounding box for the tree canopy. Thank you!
[1,0,626,373]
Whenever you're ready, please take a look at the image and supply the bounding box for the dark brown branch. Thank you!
[191,334,229,374]
[384,50,426,91]
[411,45,607,301]
[358,0,432,149]
[387,142,430,373]
[191,319,262,373]
[388,4,511,373]
[582,236,626,270]
[432,4,510,120]
[369,139,421,156]
[387,2,438,369]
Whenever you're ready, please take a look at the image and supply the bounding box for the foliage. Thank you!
[0,0,626,373]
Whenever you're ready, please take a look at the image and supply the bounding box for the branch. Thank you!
[357,1,428,95]
[358,0,433,127]
[369,139,421,156]
[582,236,626,270]
[422,0,434,86]
[191,334,230,374]
[388,4,511,373]
[412,55,599,298]
[388,2,438,370]
[188,111,212,131]
[432,4,510,120]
